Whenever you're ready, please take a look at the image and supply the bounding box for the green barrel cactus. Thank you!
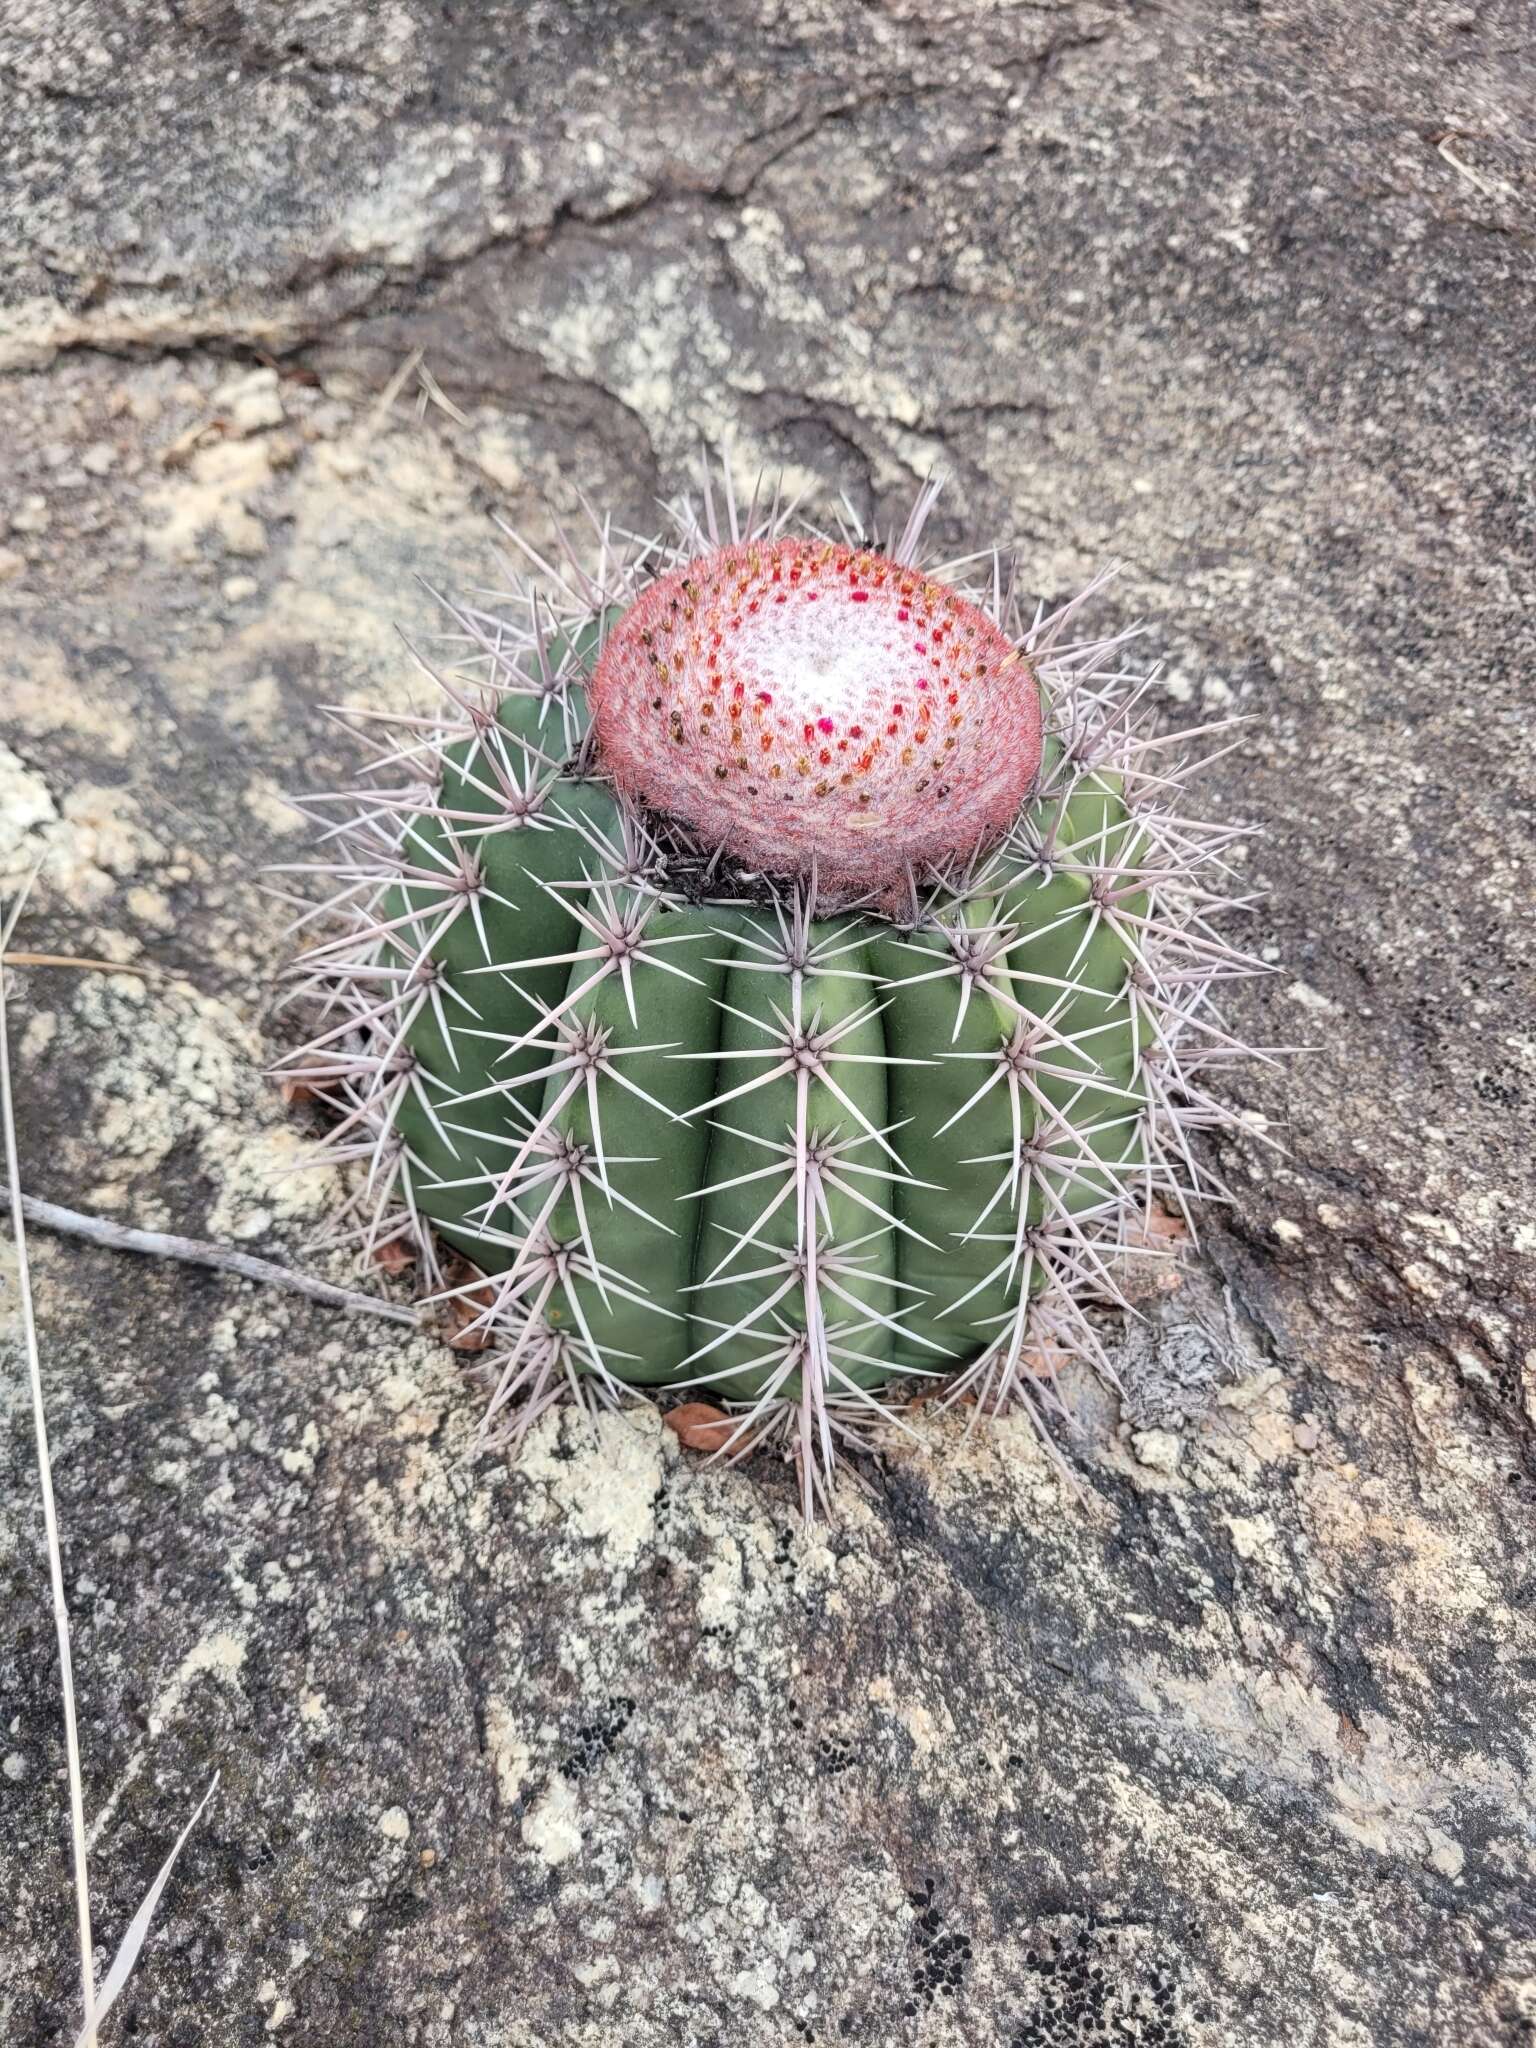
[281,465,1261,1513]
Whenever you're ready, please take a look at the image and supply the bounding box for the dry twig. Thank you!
[3,881,99,2042]
[2,1187,418,1324]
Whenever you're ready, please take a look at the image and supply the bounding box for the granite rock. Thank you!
[1,2,1533,2042]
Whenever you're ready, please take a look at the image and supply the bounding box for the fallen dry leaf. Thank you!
[445,1318,492,1352]
[1120,1200,1192,1299]
[441,1256,494,1350]
[905,1385,975,1411]
[1139,1202,1192,1248]
[663,1403,739,1454]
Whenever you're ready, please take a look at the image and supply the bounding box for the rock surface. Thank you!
[1,2,1533,2043]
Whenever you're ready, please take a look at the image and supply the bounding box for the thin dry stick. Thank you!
[2,892,98,2047]
[1436,133,1515,204]
[1,952,175,981]
[416,361,471,427]
[1,1189,419,1325]
[362,344,425,442]
[8,885,225,2040]
[74,1770,221,2048]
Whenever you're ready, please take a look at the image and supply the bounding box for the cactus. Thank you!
[278,463,1266,1514]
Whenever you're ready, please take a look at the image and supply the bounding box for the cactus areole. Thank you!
[282,466,1264,1516]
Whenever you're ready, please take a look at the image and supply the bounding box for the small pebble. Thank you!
[10,495,49,535]
[0,547,24,584]
[222,574,259,604]
[378,1805,410,1841]
[1132,1428,1183,1474]
[81,441,118,477]
[214,366,285,437]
